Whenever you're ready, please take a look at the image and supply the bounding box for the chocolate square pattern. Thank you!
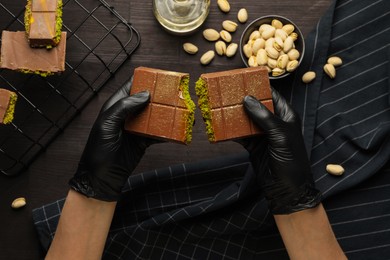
[125,67,195,144]
[195,67,274,142]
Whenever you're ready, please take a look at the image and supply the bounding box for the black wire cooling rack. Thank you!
[0,0,140,176]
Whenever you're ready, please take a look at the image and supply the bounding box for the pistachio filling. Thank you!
[180,76,195,144]
[195,78,215,142]
[3,92,17,124]
[20,69,54,77]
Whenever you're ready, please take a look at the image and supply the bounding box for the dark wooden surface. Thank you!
[0,0,333,258]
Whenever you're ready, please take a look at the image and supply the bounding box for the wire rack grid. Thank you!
[0,0,140,176]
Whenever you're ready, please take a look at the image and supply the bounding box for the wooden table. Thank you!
[0,0,332,258]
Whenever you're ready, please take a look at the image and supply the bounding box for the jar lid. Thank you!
[153,0,210,35]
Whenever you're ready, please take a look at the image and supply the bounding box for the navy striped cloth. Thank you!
[33,0,390,259]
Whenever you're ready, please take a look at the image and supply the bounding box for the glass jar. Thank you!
[153,0,210,35]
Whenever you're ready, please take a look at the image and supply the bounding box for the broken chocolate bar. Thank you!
[195,67,274,143]
[0,31,66,76]
[125,67,195,144]
[24,0,63,48]
[0,88,18,125]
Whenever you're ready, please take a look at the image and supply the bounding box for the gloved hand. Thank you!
[242,88,321,214]
[69,79,156,201]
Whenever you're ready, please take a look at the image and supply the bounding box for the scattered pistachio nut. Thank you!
[326,164,345,176]
[237,8,248,23]
[203,29,220,41]
[302,71,316,83]
[200,50,215,65]
[324,63,336,79]
[226,43,238,57]
[182,43,198,54]
[220,30,232,43]
[327,56,343,67]
[222,20,238,32]
[217,0,230,13]
[11,197,26,209]
[215,41,227,56]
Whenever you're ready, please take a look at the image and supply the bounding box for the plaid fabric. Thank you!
[33,0,390,259]
[32,154,390,259]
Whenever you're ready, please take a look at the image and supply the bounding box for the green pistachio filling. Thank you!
[3,92,17,124]
[180,76,195,144]
[24,0,32,35]
[20,69,54,77]
[195,78,215,142]
[53,0,63,47]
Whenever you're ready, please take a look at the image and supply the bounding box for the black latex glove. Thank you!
[242,88,322,214]
[69,79,155,201]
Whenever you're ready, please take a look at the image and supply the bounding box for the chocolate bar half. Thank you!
[0,31,66,76]
[125,67,195,144]
[24,0,63,48]
[0,88,18,124]
[195,67,274,142]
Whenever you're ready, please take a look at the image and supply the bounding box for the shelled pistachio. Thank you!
[243,19,301,77]
[11,197,26,209]
[326,164,345,176]
[200,50,215,65]
[302,71,316,83]
[237,8,248,23]
[217,0,230,13]
[183,43,198,54]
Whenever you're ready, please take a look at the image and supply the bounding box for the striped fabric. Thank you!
[277,0,390,198]
[33,0,390,259]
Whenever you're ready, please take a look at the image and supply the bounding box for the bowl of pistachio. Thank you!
[239,15,305,79]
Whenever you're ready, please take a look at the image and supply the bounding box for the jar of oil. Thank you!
[153,0,210,35]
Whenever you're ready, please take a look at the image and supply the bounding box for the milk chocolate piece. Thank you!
[0,31,66,76]
[25,0,63,47]
[0,89,17,124]
[195,67,273,142]
[125,67,195,144]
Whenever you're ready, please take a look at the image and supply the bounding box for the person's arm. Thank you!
[45,80,156,259]
[46,190,116,260]
[242,89,346,259]
[274,204,346,260]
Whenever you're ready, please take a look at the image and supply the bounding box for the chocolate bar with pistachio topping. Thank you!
[195,67,274,143]
[24,0,63,48]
